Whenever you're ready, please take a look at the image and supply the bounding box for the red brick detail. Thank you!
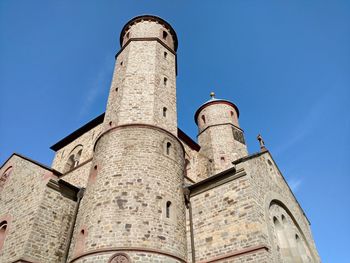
[0,214,12,251]
[68,247,187,263]
[108,252,131,263]
[74,227,88,257]
[0,166,13,191]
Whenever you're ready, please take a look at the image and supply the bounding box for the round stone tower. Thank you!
[69,15,186,263]
[195,92,248,176]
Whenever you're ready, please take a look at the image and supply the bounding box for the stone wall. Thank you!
[240,151,320,262]
[23,180,77,263]
[189,168,271,262]
[0,155,56,262]
[68,126,187,262]
[59,160,92,188]
[196,102,248,176]
[182,141,208,184]
[51,124,103,174]
[105,25,178,135]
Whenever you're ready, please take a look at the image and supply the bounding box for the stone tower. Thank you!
[195,93,248,175]
[68,15,187,262]
[0,14,321,263]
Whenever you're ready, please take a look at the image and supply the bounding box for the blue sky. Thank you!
[0,1,349,261]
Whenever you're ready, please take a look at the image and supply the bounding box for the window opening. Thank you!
[0,221,8,250]
[166,201,171,218]
[163,31,168,40]
[163,107,167,117]
[201,115,206,124]
[166,142,171,155]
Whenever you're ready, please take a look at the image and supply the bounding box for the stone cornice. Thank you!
[46,179,80,202]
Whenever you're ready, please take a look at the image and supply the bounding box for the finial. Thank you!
[257,134,267,152]
[210,92,215,99]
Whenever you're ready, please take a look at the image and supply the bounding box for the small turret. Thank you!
[195,92,248,176]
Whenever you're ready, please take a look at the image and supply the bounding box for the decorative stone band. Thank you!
[11,256,40,263]
[60,158,93,176]
[197,245,269,263]
[115,37,178,75]
[197,122,244,137]
[119,15,178,51]
[67,247,187,263]
[93,123,185,155]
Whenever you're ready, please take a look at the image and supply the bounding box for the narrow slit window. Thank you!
[166,201,171,218]
[201,115,206,124]
[164,51,168,59]
[166,142,171,155]
[164,77,167,86]
[163,31,168,40]
[0,221,8,251]
[75,149,82,167]
[126,32,130,39]
[220,156,225,164]
[163,107,167,117]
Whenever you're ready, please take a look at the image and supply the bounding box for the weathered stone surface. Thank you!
[0,15,320,263]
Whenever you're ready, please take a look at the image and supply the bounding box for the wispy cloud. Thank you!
[273,93,329,156]
[79,56,113,117]
[287,178,303,192]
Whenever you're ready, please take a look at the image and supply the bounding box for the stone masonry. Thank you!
[0,15,320,263]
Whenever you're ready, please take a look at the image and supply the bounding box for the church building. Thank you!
[0,15,320,263]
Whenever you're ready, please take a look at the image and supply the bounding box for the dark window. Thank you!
[163,107,167,117]
[164,77,167,86]
[166,201,171,218]
[164,51,168,58]
[0,221,8,250]
[201,115,206,124]
[163,31,168,40]
[166,142,171,155]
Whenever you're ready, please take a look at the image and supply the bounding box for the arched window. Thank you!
[64,145,83,173]
[163,107,167,117]
[0,167,13,191]
[184,159,190,176]
[0,221,8,251]
[76,149,82,166]
[163,31,168,40]
[166,142,171,155]
[64,154,75,173]
[273,217,292,259]
[220,156,226,164]
[201,115,206,124]
[163,77,168,86]
[166,201,172,218]
[281,214,286,224]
